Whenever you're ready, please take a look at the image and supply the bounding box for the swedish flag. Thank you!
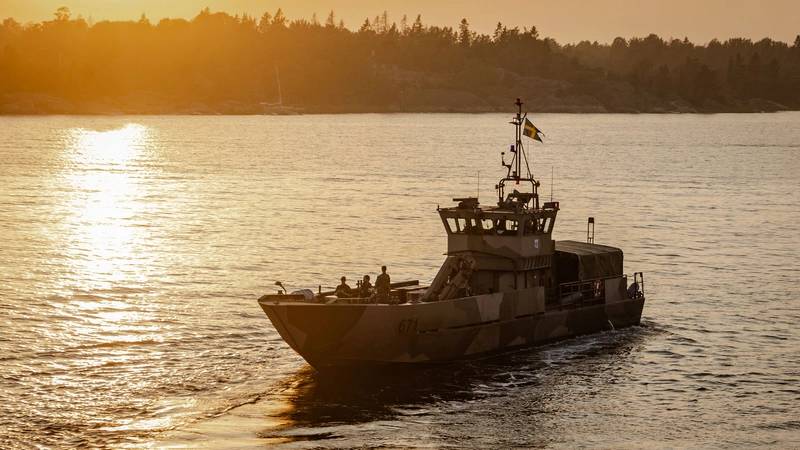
[523,118,543,142]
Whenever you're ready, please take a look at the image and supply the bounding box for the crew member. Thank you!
[375,265,391,302]
[627,280,640,299]
[359,275,373,298]
[334,276,352,298]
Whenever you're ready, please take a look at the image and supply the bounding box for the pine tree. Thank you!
[359,18,372,33]
[54,6,71,21]
[411,14,423,34]
[272,8,286,28]
[258,11,272,32]
[400,15,409,35]
[493,22,504,42]
[458,19,471,47]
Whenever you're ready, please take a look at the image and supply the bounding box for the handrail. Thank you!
[558,273,645,304]
[318,279,419,297]
[631,272,645,299]
[556,274,630,306]
[558,274,623,290]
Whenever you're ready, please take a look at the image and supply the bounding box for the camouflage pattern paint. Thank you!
[259,281,644,369]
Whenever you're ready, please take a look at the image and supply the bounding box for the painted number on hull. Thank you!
[398,318,418,335]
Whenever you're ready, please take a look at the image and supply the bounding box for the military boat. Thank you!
[258,99,646,369]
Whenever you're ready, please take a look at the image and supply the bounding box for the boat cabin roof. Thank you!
[554,240,624,282]
[439,200,559,236]
[555,240,622,256]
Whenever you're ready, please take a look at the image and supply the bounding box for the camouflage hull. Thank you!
[258,290,644,369]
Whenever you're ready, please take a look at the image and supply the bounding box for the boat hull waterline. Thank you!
[259,289,644,369]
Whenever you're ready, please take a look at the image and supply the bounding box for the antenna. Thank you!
[550,166,554,202]
[476,171,480,200]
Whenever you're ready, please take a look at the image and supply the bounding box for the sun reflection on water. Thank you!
[62,123,152,291]
[55,123,164,354]
[67,123,148,166]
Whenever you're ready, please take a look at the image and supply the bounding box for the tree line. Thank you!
[1,7,799,113]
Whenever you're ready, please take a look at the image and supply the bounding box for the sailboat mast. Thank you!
[515,98,523,180]
[275,66,283,106]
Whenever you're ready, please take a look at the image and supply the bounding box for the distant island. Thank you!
[1,7,799,114]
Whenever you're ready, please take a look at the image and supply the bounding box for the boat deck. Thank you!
[259,280,428,305]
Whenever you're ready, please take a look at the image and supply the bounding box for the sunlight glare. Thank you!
[60,123,156,333]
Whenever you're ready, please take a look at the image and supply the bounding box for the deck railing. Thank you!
[557,276,611,307]
[556,272,645,309]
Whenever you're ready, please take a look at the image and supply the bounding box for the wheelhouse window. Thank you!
[445,215,524,236]
[445,217,459,233]
[524,218,543,235]
[481,218,494,233]
[506,219,519,233]
[543,217,553,233]
[456,217,468,233]
[490,218,519,235]
[445,216,480,234]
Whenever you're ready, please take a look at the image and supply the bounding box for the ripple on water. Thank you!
[1,113,800,448]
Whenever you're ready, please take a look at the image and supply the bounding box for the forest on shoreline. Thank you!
[1,7,799,115]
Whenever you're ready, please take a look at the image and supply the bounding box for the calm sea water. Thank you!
[1,113,798,448]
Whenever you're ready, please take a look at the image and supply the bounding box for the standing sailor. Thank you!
[375,265,391,302]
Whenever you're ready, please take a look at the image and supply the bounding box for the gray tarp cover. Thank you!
[554,240,624,282]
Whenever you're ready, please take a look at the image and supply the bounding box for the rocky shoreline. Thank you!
[0,92,790,115]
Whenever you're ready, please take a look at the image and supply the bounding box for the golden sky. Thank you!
[4,0,799,44]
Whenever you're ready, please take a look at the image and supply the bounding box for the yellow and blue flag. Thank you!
[523,118,543,142]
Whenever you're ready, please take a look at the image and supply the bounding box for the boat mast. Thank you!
[511,98,533,181]
[497,98,538,208]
